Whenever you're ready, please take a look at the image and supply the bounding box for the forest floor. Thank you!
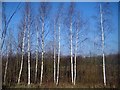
[2,82,118,88]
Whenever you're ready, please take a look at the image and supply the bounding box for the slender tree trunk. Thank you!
[16,49,19,82]
[27,16,30,85]
[3,46,9,85]
[53,19,56,84]
[74,27,78,85]
[17,25,26,84]
[28,30,30,85]
[35,23,39,83]
[100,4,106,86]
[70,22,73,84]
[40,20,44,86]
[17,50,24,84]
[56,23,60,85]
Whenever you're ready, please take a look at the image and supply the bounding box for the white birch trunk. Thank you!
[17,23,26,84]
[73,26,78,85]
[70,22,74,84]
[53,19,56,84]
[40,20,44,86]
[35,23,39,83]
[27,14,31,85]
[28,29,30,85]
[56,23,60,85]
[100,4,106,86]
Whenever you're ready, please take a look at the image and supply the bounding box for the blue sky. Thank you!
[3,2,118,56]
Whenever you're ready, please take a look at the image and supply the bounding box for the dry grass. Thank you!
[2,82,118,88]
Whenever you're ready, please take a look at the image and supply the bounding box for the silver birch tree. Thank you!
[1,5,20,84]
[53,19,56,84]
[17,3,32,85]
[1,3,20,85]
[55,3,63,85]
[73,22,78,85]
[100,3,106,86]
[17,16,26,84]
[39,2,50,85]
[73,11,88,85]
[95,3,112,86]
[65,3,75,84]
[56,23,60,85]
[69,3,74,84]
[3,28,14,85]
[26,3,31,85]
[40,15,44,86]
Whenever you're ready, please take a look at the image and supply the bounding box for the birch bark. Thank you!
[56,23,60,85]
[27,16,30,86]
[53,19,56,84]
[27,4,31,85]
[73,25,78,85]
[40,18,44,86]
[100,3,106,86]
[70,21,73,84]
[17,20,26,84]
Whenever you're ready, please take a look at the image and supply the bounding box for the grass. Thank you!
[2,82,118,88]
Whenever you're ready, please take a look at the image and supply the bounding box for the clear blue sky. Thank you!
[3,2,118,56]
